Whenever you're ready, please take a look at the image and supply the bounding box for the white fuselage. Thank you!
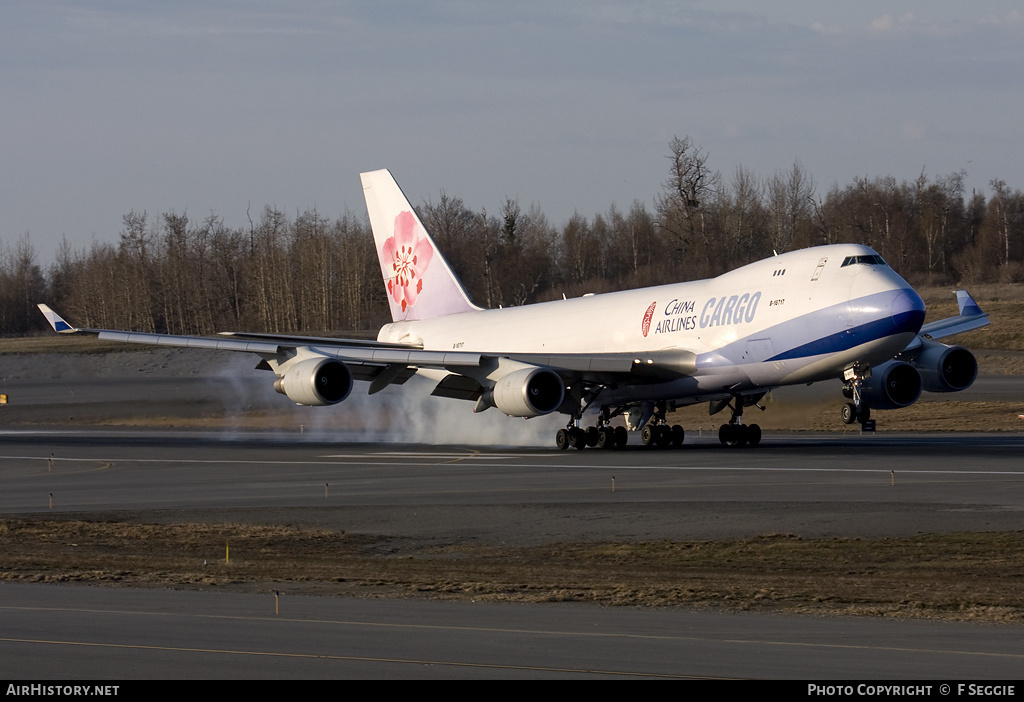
[377,244,926,405]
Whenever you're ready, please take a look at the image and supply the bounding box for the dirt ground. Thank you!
[2,515,1022,623]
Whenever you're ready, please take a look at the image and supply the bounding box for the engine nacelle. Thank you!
[861,360,922,410]
[911,340,978,393]
[274,358,353,406]
[490,367,565,417]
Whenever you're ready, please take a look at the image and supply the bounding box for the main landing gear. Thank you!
[640,401,685,449]
[555,424,627,450]
[554,401,684,450]
[555,394,629,450]
[712,394,763,448]
[718,422,761,447]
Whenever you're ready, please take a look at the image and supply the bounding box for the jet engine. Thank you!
[911,340,978,393]
[274,358,353,406]
[490,367,565,417]
[861,360,922,410]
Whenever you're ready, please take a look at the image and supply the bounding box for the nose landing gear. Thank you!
[841,366,872,427]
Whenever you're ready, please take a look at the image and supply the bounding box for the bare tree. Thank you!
[654,136,720,270]
[117,210,156,332]
[766,160,815,253]
[722,165,767,263]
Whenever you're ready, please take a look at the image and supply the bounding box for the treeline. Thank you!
[3,136,1024,336]
[42,207,382,336]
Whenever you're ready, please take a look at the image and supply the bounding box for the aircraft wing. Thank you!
[38,303,482,368]
[216,330,675,374]
[36,304,693,397]
[904,290,989,351]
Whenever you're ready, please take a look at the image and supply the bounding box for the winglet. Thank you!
[914,289,989,343]
[37,304,78,333]
[955,290,983,317]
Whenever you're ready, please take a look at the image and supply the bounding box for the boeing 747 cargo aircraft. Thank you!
[39,169,989,448]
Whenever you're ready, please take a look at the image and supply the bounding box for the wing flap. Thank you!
[500,350,697,377]
[317,346,483,367]
[98,330,282,355]
[367,364,414,394]
[503,353,635,374]
[218,331,420,349]
[431,374,485,401]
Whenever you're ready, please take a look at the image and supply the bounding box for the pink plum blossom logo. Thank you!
[642,301,656,337]
[382,211,434,313]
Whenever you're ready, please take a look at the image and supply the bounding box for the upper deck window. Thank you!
[840,254,887,267]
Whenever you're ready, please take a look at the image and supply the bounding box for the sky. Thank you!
[3,1,1023,262]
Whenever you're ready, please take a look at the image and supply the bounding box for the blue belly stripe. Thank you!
[766,309,925,361]
[694,289,926,369]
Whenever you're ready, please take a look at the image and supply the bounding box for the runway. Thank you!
[2,431,1024,539]
[1,430,1023,679]
[2,581,1022,679]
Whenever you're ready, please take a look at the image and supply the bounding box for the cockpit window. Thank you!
[840,255,887,267]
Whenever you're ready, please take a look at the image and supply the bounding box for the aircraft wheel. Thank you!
[568,427,587,450]
[746,423,762,447]
[857,406,871,424]
[585,426,599,447]
[614,426,628,447]
[670,424,685,448]
[596,427,616,449]
[735,426,749,447]
[555,429,570,450]
[718,424,733,446]
[719,424,745,447]
[840,403,858,424]
[654,424,671,447]
[641,425,656,447]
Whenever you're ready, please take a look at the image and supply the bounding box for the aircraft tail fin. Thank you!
[361,169,480,322]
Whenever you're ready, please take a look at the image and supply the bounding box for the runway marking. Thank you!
[0,636,710,679]
[441,449,480,464]
[4,453,1024,477]
[333,453,570,461]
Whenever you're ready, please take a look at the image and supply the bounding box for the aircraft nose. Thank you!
[891,289,926,335]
